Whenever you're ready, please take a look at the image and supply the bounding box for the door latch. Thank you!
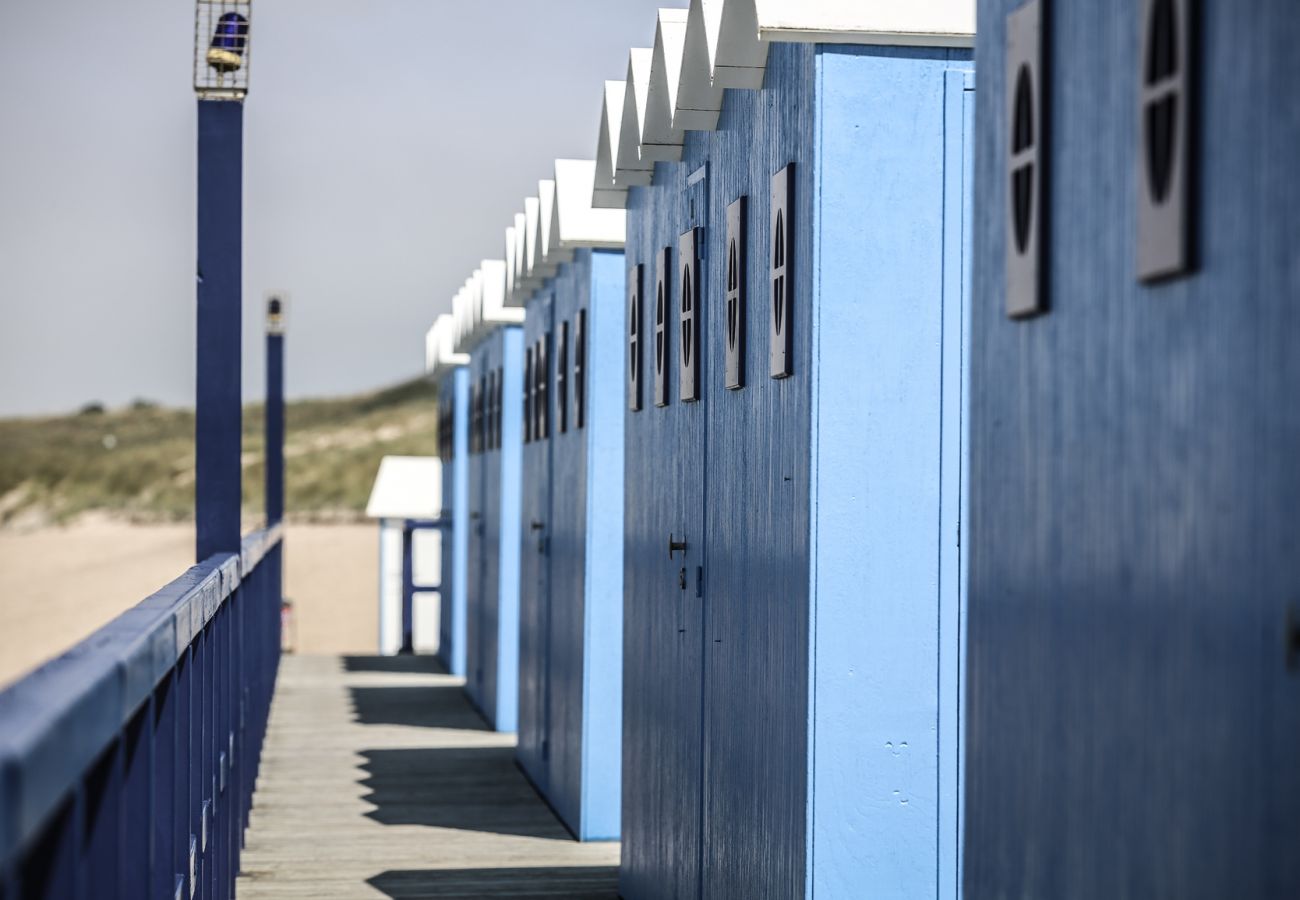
[530,520,545,531]
[678,567,687,590]
[669,533,688,559]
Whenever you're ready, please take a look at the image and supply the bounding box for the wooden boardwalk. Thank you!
[236,655,620,899]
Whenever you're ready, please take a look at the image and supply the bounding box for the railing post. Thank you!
[195,97,244,563]
[265,295,286,526]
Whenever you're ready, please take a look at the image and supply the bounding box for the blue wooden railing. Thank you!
[0,524,284,900]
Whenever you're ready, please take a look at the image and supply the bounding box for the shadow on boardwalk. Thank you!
[367,866,619,899]
[236,654,620,900]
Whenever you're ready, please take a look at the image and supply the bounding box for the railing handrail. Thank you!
[0,522,283,868]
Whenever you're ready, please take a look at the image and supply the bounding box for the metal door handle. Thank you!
[669,534,688,559]
[530,520,545,531]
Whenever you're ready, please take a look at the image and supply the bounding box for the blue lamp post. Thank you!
[194,1,252,561]
[265,293,286,526]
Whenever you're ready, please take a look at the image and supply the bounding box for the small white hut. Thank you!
[365,455,442,656]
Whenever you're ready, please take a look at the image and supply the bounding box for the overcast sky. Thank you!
[0,0,674,417]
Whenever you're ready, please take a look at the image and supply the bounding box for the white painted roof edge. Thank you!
[598,0,974,185]
[425,323,438,375]
[366,455,442,520]
[615,49,656,187]
[536,179,562,276]
[755,0,975,46]
[504,226,517,305]
[521,196,542,289]
[554,158,626,249]
[428,313,469,378]
[593,81,630,210]
[642,9,689,161]
[480,258,526,327]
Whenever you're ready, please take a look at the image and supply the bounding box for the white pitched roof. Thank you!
[594,0,975,207]
[456,261,525,353]
[426,313,469,379]
[756,0,975,45]
[553,159,626,249]
[616,49,657,186]
[536,179,563,276]
[366,456,442,520]
[480,259,524,326]
[593,81,630,209]
[504,225,517,304]
[674,0,725,130]
[642,9,689,160]
[521,196,542,289]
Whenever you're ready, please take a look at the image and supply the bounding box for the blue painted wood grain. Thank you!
[437,368,469,678]
[621,42,973,899]
[465,329,523,732]
[578,249,626,841]
[548,270,588,833]
[621,151,709,900]
[517,250,626,841]
[518,290,554,789]
[966,1,1300,896]
[465,358,489,714]
[808,48,972,900]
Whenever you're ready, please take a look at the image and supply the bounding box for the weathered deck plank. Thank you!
[236,655,619,899]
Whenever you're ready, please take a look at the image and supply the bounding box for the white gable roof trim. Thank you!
[366,456,442,520]
[426,313,469,380]
[553,159,626,249]
[454,260,525,354]
[597,0,975,207]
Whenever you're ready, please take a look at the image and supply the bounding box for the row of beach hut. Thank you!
[426,0,1298,897]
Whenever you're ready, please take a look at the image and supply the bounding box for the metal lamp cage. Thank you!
[194,0,252,99]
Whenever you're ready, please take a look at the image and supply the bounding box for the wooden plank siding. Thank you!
[967,0,1300,896]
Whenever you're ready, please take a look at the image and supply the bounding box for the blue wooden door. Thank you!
[437,369,469,678]
[518,294,554,786]
[465,360,488,711]
[548,273,591,831]
[621,164,709,900]
[698,77,812,898]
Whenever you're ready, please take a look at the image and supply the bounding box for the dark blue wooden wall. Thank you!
[692,42,816,900]
[464,328,523,732]
[621,123,713,900]
[622,42,818,900]
[518,289,554,787]
[546,268,588,833]
[437,368,469,677]
[967,1,1300,897]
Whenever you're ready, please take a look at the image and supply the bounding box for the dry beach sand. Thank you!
[0,521,379,688]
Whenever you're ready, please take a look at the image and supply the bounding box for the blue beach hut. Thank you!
[455,263,526,732]
[511,159,628,840]
[599,1,975,897]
